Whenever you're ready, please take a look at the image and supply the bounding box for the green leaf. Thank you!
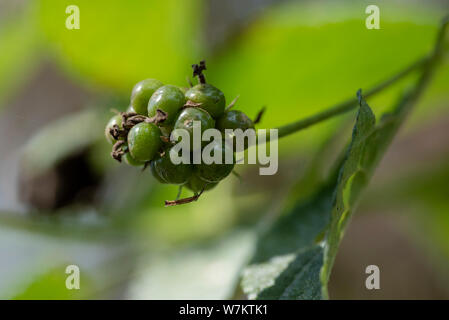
[11,266,94,300]
[241,183,333,299]
[242,92,411,299]
[211,1,449,154]
[241,17,446,297]
[37,0,204,93]
[0,5,40,109]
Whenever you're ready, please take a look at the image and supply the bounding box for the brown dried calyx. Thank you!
[122,109,168,129]
[111,140,126,162]
[109,109,168,163]
[183,100,203,109]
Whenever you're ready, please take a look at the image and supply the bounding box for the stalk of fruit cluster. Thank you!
[165,189,204,206]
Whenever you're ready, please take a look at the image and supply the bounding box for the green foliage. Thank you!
[211,1,449,152]
[0,5,39,108]
[12,266,94,300]
[242,58,442,299]
[2,0,449,300]
[37,0,204,92]
[242,186,333,299]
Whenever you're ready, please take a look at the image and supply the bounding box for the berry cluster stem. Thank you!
[165,189,204,206]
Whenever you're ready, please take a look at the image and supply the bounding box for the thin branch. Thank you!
[165,189,204,207]
[269,54,431,140]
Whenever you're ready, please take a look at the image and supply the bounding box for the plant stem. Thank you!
[264,15,448,141]
[271,54,430,140]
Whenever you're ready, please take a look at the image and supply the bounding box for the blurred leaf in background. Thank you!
[0,1,40,108]
[128,230,255,299]
[12,266,94,300]
[241,41,445,298]
[1,0,449,300]
[210,1,449,153]
[37,0,205,93]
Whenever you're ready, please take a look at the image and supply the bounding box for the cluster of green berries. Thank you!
[105,61,256,205]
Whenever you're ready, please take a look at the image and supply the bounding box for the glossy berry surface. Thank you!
[123,151,145,167]
[185,84,225,118]
[127,122,162,162]
[152,148,193,185]
[173,107,215,150]
[195,141,234,183]
[105,114,123,145]
[185,173,218,194]
[148,85,185,126]
[127,105,136,113]
[216,110,255,151]
[150,160,167,184]
[217,110,254,131]
[130,79,163,115]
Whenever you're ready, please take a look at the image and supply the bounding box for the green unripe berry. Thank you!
[105,114,123,145]
[127,122,162,162]
[185,84,225,118]
[216,110,254,131]
[148,85,185,126]
[195,141,234,183]
[173,107,215,150]
[123,151,145,167]
[152,148,193,185]
[130,79,163,115]
[185,173,218,193]
[150,160,167,184]
[216,110,255,151]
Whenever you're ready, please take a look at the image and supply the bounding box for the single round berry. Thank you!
[152,148,193,185]
[148,85,185,126]
[185,84,225,118]
[127,122,162,162]
[150,160,167,184]
[195,141,234,183]
[130,79,163,115]
[123,151,145,167]
[105,114,123,145]
[216,110,255,151]
[185,173,218,194]
[217,110,254,131]
[172,107,215,150]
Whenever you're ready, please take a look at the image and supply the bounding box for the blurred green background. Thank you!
[0,0,449,299]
